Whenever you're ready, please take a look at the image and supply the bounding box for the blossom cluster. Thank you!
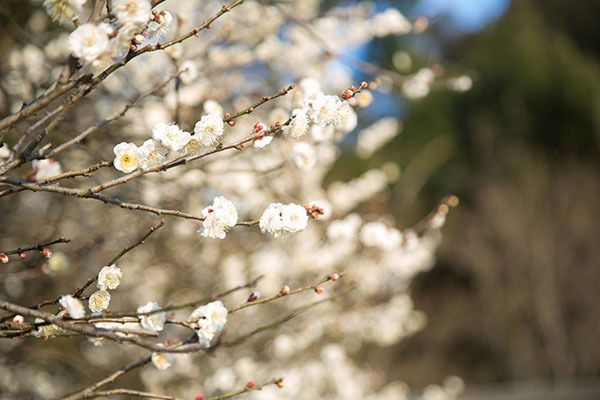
[259,203,309,238]
[45,0,173,75]
[188,301,229,348]
[198,196,238,239]
[88,264,122,313]
[113,114,224,173]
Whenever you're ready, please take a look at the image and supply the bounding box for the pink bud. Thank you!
[18,252,27,260]
[247,291,260,302]
[41,248,53,259]
[314,285,324,294]
[12,315,24,324]
[342,89,353,100]
[328,273,339,281]
[195,396,203,400]
[0,253,8,264]
[280,286,290,295]
[133,34,145,44]
[253,122,266,132]
[246,381,255,388]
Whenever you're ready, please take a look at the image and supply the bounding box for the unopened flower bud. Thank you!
[276,379,284,388]
[280,285,290,295]
[41,248,53,258]
[314,284,324,294]
[195,396,203,400]
[253,122,266,132]
[12,315,24,324]
[132,34,145,44]
[247,291,260,302]
[246,381,255,388]
[228,120,236,126]
[328,273,339,281]
[342,89,353,100]
[19,252,27,260]
[0,253,8,264]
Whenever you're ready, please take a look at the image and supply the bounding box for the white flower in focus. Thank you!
[59,295,85,319]
[43,0,86,25]
[111,24,138,59]
[32,317,65,338]
[137,139,167,168]
[253,135,273,148]
[152,352,173,370]
[304,93,348,127]
[193,113,224,146]
[281,203,308,232]
[113,0,151,27]
[371,8,412,37]
[32,159,62,181]
[198,196,238,239]
[292,142,317,170]
[259,203,285,238]
[179,60,198,85]
[97,264,122,290]
[282,108,310,138]
[88,290,111,312]
[137,301,166,332]
[68,23,111,64]
[189,301,228,347]
[113,142,140,173]
[152,123,191,152]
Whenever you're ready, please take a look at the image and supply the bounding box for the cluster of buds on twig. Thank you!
[303,203,324,219]
[341,81,369,100]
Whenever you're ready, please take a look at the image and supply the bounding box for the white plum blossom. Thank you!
[32,159,62,181]
[152,352,174,370]
[253,135,273,148]
[97,264,122,290]
[188,301,228,347]
[113,142,140,173]
[68,23,111,64]
[198,196,238,239]
[146,11,173,41]
[260,203,309,237]
[59,295,85,319]
[152,123,191,152]
[304,93,349,127]
[137,301,166,332]
[282,108,310,138]
[259,203,285,238]
[193,113,224,146]
[88,290,111,312]
[112,0,151,27]
[43,0,86,25]
[137,139,167,168]
[281,203,309,232]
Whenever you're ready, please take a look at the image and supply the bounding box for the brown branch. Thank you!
[45,72,180,158]
[58,356,152,400]
[223,85,294,122]
[1,236,70,256]
[228,272,345,313]
[82,389,181,400]
[204,378,283,400]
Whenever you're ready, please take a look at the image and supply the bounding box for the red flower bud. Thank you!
[41,248,53,259]
[18,252,27,260]
[246,381,255,388]
[247,291,260,302]
[314,285,324,294]
[0,253,8,264]
[280,285,290,295]
[328,273,339,281]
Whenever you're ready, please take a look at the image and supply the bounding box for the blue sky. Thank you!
[415,0,511,32]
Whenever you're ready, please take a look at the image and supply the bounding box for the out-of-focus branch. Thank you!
[81,388,182,400]
[204,378,284,400]
[0,237,70,256]
[223,85,295,122]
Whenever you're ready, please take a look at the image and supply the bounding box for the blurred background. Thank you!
[329,0,600,398]
[1,0,600,399]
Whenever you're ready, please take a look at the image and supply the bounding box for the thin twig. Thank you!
[1,237,71,256]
